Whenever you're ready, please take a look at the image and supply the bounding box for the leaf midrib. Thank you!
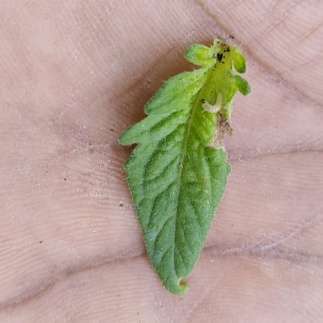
[172,66,214,279]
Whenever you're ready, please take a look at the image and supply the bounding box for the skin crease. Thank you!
[0,0,323,322]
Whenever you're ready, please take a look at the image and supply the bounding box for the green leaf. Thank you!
[232,48,246,73]
[119,39,250,294]
[185,44,214,66]
[234,75,251,95]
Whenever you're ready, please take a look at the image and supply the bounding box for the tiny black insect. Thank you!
[217,53,223,62]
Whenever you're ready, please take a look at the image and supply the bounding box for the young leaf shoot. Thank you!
[119,39,250,294]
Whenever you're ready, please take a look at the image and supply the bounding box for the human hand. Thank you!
[1,1,323,322]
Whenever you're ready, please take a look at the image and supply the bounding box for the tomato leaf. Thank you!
[119,39,250,294]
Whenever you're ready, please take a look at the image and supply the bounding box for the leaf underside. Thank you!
[119,40,250,294]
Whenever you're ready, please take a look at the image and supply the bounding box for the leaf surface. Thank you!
[119,39,250,294]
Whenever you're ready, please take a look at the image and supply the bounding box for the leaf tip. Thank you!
[179,278,189,292]
[118,134,128,146]
[232,48,246,73]
[171,278,190,295]
[118,128,136,146]
[233,75,251,96]
[185,43,215,67]
[162,276,190,295]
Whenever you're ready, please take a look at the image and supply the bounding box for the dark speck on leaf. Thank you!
[201,99,206,103]
[39,241,43,244]
[217,53,223,62]
[110,128,115,132]
[63,178,67,181]
[229,34,235,39]
[119,202,124,207]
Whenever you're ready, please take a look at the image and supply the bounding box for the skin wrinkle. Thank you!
[208,246,323,267]
[229,148,323,162]
[295,51,323,70]
[255,0,305,37]
[0,249,146,312]
[194,0,323,109]
[214,213,323,258]
[1,227,322,313]
[1,149,321,313]
[229,147,323,161]
[302,20,323,41]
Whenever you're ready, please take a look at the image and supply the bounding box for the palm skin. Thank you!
[0,1,323,322]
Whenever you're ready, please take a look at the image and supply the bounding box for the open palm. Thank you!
[1,1,323,322]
